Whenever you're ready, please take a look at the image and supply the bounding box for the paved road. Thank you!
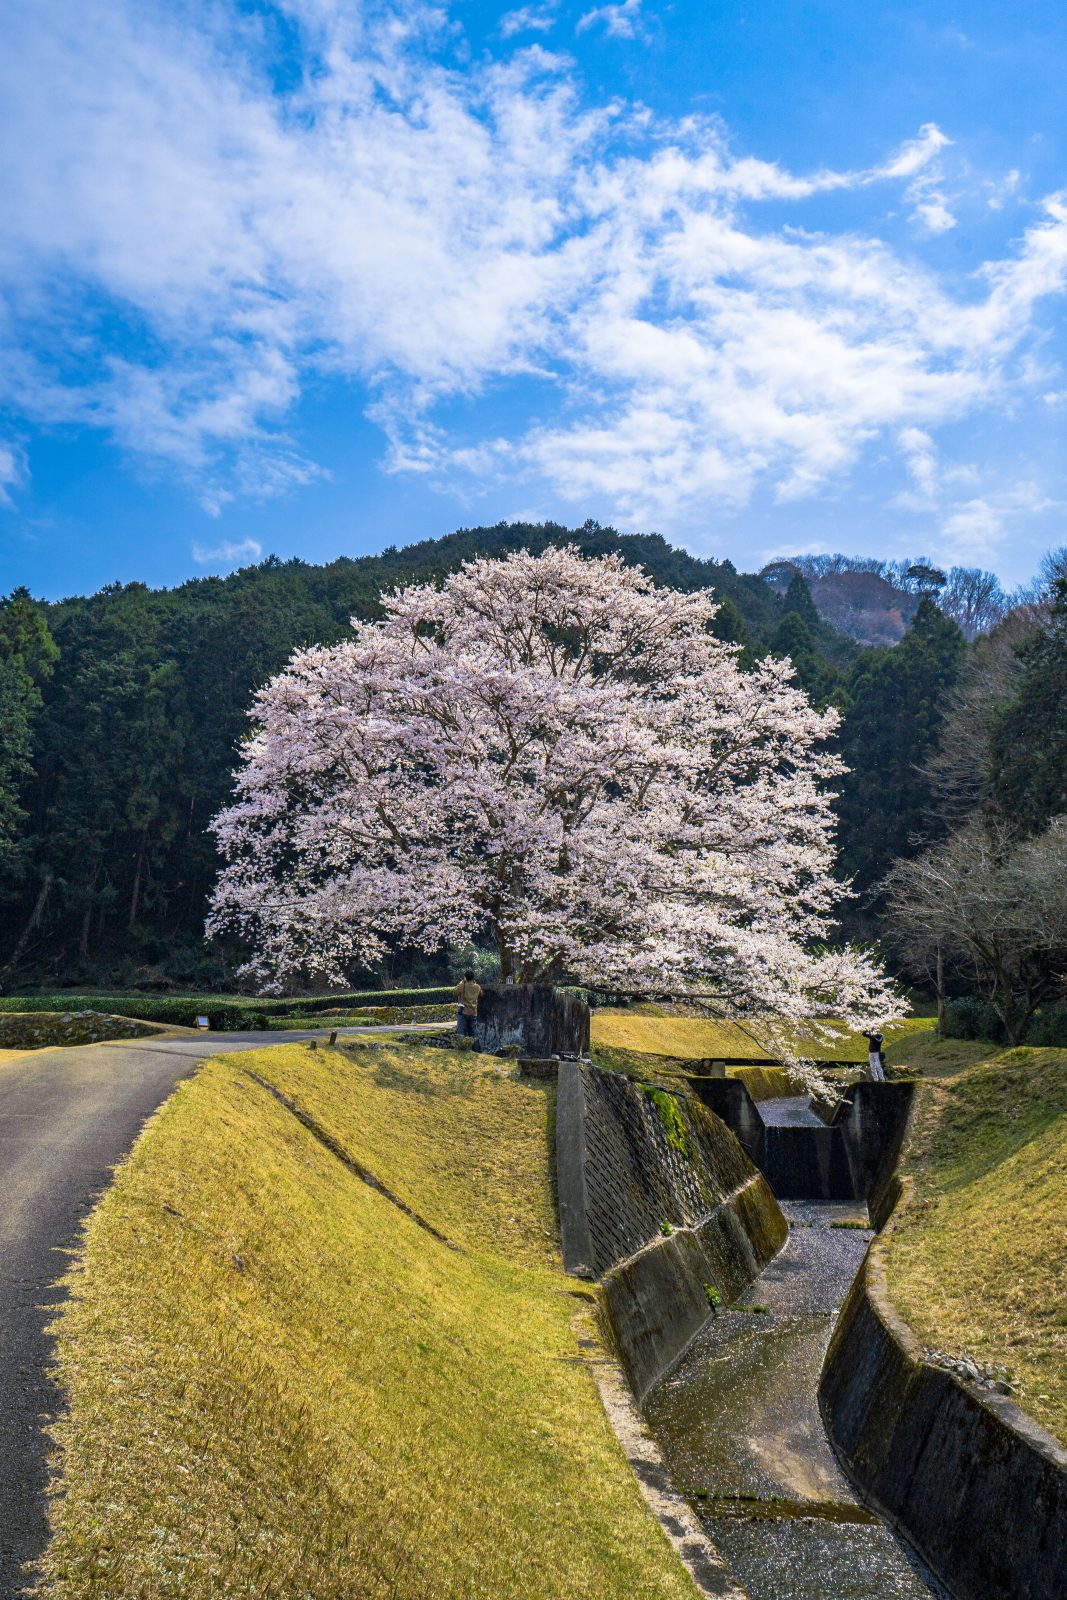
[0,1023,437,1597]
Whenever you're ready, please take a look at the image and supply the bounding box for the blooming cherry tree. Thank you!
[209,547,898,1065]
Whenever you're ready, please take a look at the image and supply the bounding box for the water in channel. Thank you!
[643,1199,947,1600]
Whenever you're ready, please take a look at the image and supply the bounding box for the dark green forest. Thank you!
[0,520,1061,997]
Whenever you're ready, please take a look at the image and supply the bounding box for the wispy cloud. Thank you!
[191,537,263,566]
[500,4,557,38]
[0,441,26,506]
[1,1,1065,553]
[577,0,644,40]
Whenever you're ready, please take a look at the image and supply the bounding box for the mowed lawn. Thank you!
[591,1009,927,1062]
[37,1041,698,1600]
[882,1038,1067,1445]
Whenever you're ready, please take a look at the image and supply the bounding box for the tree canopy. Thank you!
[209,547,895,1057]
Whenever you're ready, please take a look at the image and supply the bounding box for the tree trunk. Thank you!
[79,863,100,958]
[129,839,146,928]
[935,944,946,1036]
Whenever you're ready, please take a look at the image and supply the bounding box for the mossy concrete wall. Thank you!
[819,1188,1067,1600]
[556,1061,786,1400]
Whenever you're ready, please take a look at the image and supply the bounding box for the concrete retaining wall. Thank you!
[819,1189,1067,1600]
[556,1061,786,1400]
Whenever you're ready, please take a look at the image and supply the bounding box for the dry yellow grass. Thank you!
[883,1046,1067,1444]
[36,1039,698,1600]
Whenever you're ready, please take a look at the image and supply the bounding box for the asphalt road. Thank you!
[0,1023,438,1597]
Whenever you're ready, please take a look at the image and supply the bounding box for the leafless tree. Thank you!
[922,608,1035,829]
[939,566,1008,640]
[882,816,1067,1043]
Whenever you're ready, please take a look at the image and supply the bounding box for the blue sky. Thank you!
[2,0,1067,598]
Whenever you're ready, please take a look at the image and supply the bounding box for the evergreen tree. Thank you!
[990,579,1067,834]
[781,573,822,631]
[835,597,964,904]
[0,588,57,874]
[770,612,837,706]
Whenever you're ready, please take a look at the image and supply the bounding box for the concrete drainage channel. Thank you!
[642,1198,943,1600]
[557,1060,1066,1600]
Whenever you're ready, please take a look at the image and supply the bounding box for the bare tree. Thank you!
[882,816,1067,1043]
[939,566,1008,640]
[922,608,1035,829]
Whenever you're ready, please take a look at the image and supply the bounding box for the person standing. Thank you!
[454,970,482,1046]
[863,1029,886,1082]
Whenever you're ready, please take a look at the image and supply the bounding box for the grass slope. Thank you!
[883,1043,1067,1444]
[37,1040,697,1600]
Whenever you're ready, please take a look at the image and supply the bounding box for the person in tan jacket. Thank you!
[454,970,482,1044]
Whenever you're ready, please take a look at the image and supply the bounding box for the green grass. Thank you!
[883,1042,1067,1444]
[36,1039,698,1600]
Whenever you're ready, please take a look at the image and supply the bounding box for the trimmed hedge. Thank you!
[0,988,454,1031]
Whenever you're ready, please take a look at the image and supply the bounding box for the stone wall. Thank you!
[556,1061,786,1399]
[0,1011,162,1049]
[472,983,590,1057]
[819,1188,1067,1600]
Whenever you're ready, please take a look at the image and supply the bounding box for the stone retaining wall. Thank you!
[556,1061,786,1400]
[819,1185,1067,1600]
[0,1010,162,1049]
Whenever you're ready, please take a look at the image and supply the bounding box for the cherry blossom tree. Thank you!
[209,547,898,1065]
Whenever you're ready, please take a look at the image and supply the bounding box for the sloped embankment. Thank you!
[35,1040,700,1600]
[820,1047,1067,1600]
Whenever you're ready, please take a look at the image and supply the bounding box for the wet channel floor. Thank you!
[643,1201,946,1600]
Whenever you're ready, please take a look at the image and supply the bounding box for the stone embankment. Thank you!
[819,1178,1067,1600]
[474,983,590,1057]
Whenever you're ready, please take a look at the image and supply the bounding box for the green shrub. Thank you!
[941,996,1067,1047]
[942,997,1004,1042]
[1021,1004,1067,1048]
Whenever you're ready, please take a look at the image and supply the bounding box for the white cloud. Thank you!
[577,0,644,39]
[880,122,952,179]
[913,196,957,233]
[0,441,26,505]
[191,537,263,566]
[500,5,557,38]
[0,2,1065,539]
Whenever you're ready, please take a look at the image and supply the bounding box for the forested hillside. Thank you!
[1,520,1051,993]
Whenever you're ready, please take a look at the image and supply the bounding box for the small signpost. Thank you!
[196,1015,210,1030]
